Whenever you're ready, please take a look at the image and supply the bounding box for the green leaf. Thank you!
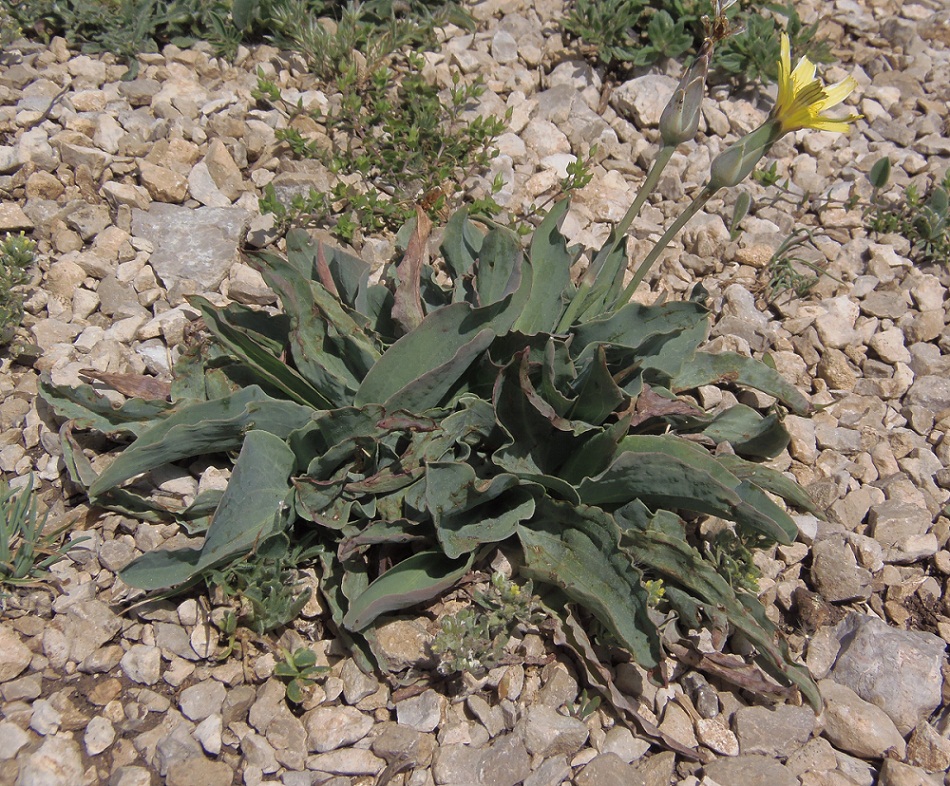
[89,386,312,498]
[716,454,817,514]
[120,430,295,590]
[426,462,536,558]
[441,208,484,281]
[40,376,172,438]
[617,501,820,710]
[701,405,790,458]
[517,498,660,668]
[343,551,474,631]
[580,435,796,543]
[513,199,573,334]
[869,157,891,189]
[672,350,812,415]
[189,295,334,409]
[567,345,627,425]
[355,285,526,408]
[475,227,523,307]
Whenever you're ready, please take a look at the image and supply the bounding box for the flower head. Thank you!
[772,33,862,134]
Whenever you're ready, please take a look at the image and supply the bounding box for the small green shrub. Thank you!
[562,0,831,82]
[0,232,36,346]
[865,158,950,266]
[257,58,506,240]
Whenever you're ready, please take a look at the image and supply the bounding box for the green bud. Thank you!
[659,40,712,147]
[708,122,779,190]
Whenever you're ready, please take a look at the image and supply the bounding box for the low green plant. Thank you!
[0,232,36,346]
[257,56,506,241]
[1,474,77,589]
[274,646,328,702]
[431,572,544,675]
[562,0,831,82]
[206,530,321,634]
[865,157,950,266]
[40,27,862,729]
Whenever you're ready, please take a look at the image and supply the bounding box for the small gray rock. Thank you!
[574,753,639,786]
[120,644,162,685]
[734,704,816,758]
[818,679,906,759]
[16,736,84,786]
[703,755,798,786]
[396,689,444,733]
[0,627,32,683]
[178,680,227,721]
[521,704,589,757]
[165,758,234,786]
[304,706,374,753]
[611,74,678,127]
[877,759,942,786]
[810,536,873,602]
[131,203,249,291]
[828,614,946,734]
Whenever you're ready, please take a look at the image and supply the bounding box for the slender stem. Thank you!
[582,144,676,288]
[618,184,719,305]
[556,145,677,333]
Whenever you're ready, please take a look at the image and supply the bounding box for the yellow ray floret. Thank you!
[773,33,862,133]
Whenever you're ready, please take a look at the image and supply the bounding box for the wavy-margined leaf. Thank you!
[476,227,522,307]
[120,430,296,590]
[716,454,817,514]
[441,208,484,281]
[251,249,370,406]
[517,498,660,668]
[343,550,474,632]
[89,386,313,497]
[355,306,500,409]
[40,376,172,438]
[701,405,789,459]
[672,350,812,415]
[579,435,795,544]
[426,462,536,558]
[189,294,334,409]
[570,299,707,356]
[567,345,627,425]
[616,500,820,710]
[514,199,574,334]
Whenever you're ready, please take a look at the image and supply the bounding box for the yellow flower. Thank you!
[773,33,862,134]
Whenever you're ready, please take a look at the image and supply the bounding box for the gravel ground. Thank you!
[1,0,950,785]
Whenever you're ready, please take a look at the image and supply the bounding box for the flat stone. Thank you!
[0,627,32,682]
[138,160,188,202]
[810,536,873,602]
[611,74,677,127]
[522,704,589,757]
[906,720,950,772]
[304,706,374,753]
[371,721,436,768]
[0,720,30,759]
[0,203,34,231]
[906,375,950,414]
[877,759,943,786]
[306,748,385,776]
[396,689,444,733]
[574,753,640,786]
[703,754,798,786]
[131,203,249,291]
[120,644,162,685]
[818,679,906,759]
[16,736,84,786]
[828,614,946,734]
[178,679,227,721]
[203,139,242,200]
[165,758,234,786]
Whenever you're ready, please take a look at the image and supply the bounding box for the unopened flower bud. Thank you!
[659,39,712,147]
[707,122,779,190]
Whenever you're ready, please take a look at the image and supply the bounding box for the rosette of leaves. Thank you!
[42,200,820,711]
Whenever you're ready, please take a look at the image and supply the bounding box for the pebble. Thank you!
[304,706,374,753]
[818,680,907,759]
